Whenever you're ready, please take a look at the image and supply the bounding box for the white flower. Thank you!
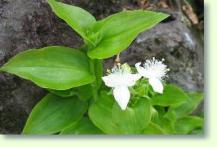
[135,57,169,93]
[102,64,141,110]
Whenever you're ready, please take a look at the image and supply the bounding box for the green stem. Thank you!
[90,59,98,101]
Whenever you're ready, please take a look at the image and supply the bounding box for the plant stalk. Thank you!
[90,59,99,101]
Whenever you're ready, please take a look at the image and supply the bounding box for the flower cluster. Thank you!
[102,57,169,110]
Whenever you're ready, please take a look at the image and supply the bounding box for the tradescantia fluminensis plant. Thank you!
[0,0,204,135]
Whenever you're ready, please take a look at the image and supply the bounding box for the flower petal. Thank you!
[135,62,147,77]
[102,73,140,88]
[102,75,118,87]
[126,73,142,86]
[113,86,130,110]
[149,78,163,93]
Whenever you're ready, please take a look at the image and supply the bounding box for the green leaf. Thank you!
[61,117,103,135]
[143,122,166,134]
[1,46,95,90]
[154,106,166,116]
[175,116,204,134]
[88,10,169,59]
[151,84,189,106]
[89,91,151,134]
[188,92,204,107]
[49,89,77,98]
[171,92,203,118]
[23,94,87,134]
[153,116,175,134]
[47,0,96,44]
[112,99,151,134]
[163,110,177,123]
[74,84,93,101]
[190,128,203,135]
[89,91,117,134]
[49,84,93,101]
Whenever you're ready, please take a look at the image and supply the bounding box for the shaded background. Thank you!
[0,0,204,134]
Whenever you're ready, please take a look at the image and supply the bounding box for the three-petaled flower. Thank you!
[102,58,169,110]
[135,57,169,93]
[102,64,141,110]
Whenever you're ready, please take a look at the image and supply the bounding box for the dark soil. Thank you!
[0,0,204,134]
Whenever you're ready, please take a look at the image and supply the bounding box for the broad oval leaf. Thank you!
[1,46,95,90]
[175,116,204,134]
[152,115,175,134]
[190,128,203,135]
[49,89,77,98]
[23,94,88,134]
[163,110,177,123]
[151,84,189,106]
[89,91,117,134]
[168,92,203,118]
[143,122,166,134]
[89,91,151,134]
[60,117,103,135]
[112,99,151,134]
[49,84,93,101]
[48,0,96,43]
[88,10,169,59]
